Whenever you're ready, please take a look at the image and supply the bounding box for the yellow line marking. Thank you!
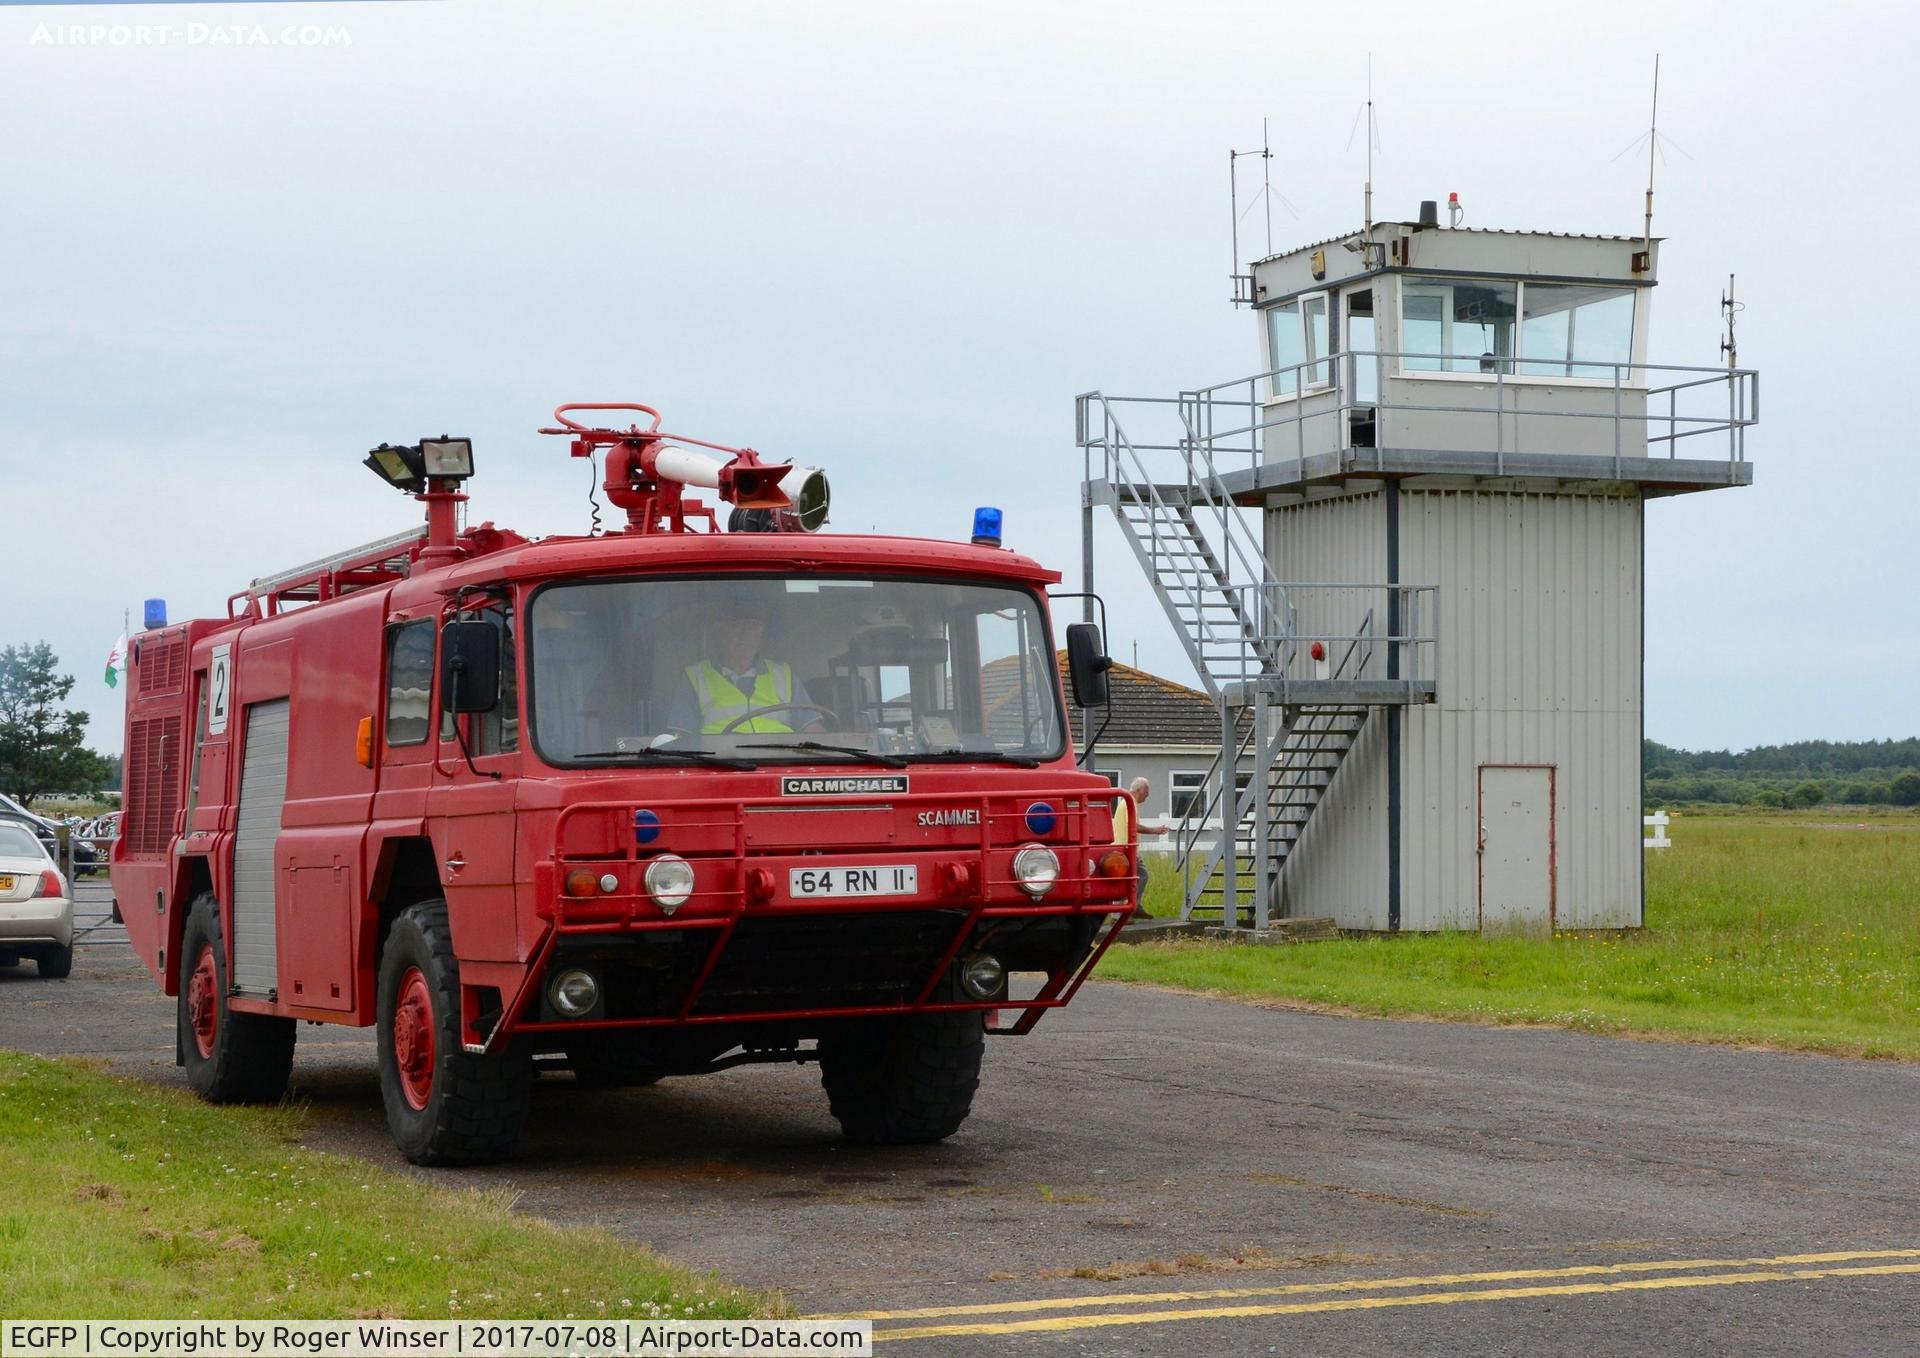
[821,1248,1920,1321]
[869,1262,1920,1341]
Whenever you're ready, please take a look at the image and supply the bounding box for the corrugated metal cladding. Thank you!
[1266,493,1390,927]
[1399,491,1642,929]
[232,699,290,996]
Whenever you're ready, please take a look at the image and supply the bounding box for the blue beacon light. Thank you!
[1025,801,1057,835]
[970,507,1003,547]
[632,809,662,845]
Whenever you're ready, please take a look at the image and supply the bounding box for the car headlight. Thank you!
[1011,844,1060,897]
[548,968,600,1018]
[643,854,696,912]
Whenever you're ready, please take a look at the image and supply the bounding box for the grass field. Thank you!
[1102,813,1920,1059]
[0,1050,768,1320]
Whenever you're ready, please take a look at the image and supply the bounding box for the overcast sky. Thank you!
[2,0,1914,757]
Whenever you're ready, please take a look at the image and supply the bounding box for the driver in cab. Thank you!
[669,596,820,736]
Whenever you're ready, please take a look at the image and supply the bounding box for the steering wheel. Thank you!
[718,702,840,734]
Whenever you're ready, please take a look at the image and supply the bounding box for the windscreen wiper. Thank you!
[737,740,910,768]
[909,749,1043,768]
[574,748,759,770]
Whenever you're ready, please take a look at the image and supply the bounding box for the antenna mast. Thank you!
[1721,274,1740,371]
[1228,122,1274,307]
[1364,55,1375,235]
[1639,53,1660,273]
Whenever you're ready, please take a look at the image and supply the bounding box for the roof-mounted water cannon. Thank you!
[539,403,830,536]
[364,435,476,563]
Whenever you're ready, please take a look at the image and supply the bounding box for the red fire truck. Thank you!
[111,404,1131,1164]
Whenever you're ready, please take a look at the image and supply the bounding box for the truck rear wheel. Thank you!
[178,893,295,1103]
[377,899,532,1166]
[819,1007,985,1145]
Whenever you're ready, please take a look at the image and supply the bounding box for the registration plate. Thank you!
[789,864,917,899]
[0,876,12,893]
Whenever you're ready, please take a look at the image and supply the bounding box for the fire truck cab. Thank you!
[112,406,1132,1165]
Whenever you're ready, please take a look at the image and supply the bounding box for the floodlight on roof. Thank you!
[364,443,427,494]
[419,436,475,480]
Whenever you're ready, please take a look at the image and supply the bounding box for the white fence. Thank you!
[1644,810,1671,849]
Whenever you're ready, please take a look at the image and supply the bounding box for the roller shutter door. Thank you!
[232,698,289,996]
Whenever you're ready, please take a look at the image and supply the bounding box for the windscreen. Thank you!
[528,575,1065,765]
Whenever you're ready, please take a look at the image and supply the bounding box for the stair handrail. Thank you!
[1171,710,1258,870]
[1181,604,1380,919]
[1171,397,1286,670]
[1079,389,1291,679]
[1078,393,1245,666]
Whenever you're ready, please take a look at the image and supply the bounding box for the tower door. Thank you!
[232,698,290,996]
[1478,764,1554,929]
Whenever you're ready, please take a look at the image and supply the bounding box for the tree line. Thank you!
[0,643,115,806]
[1645,738,1920,808]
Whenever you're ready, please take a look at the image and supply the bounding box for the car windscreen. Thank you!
[528,574,1065,765]
[0,823,47,858]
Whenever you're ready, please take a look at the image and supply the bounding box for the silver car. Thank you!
[0,821,73,978]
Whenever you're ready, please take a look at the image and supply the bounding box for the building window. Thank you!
[1265,292,1331,398]
[1095,768,1122,786]
[1402,276,1634,378]
[1169,770,1207,820]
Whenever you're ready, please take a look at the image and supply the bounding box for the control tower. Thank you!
[1077,205,1756,931]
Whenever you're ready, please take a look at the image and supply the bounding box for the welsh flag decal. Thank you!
[105,634,127,689]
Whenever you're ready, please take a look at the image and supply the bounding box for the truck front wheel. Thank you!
[178,894,295,1103]
[377,900,532,1166]
[818,1008,985,1145]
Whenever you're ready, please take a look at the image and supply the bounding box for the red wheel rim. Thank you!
[186,945,219,1061]
[392,966,436,1111]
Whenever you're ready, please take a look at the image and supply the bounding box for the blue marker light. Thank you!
[632,809,662,845]
[970,507,1003,547]
[144,598,168,629]
[1025,801,1057,835]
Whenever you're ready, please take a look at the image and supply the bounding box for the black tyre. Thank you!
[37,944,73,979]
[377,899,532,1166]
[178,894,295,1103]
[0,953,20,969]
[819,1003,985,1145]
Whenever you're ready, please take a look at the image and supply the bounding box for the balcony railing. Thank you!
[1082,351,1759,491]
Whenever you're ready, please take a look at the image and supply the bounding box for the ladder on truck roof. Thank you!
[231,525,428,618]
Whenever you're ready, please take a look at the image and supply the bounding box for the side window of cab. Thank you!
[385,619,435,746]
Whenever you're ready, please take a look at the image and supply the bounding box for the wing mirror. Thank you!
[1065,623,1112,708]
[440,619,501,714]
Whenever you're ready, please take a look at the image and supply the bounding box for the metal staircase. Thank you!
[1077,389,1436,927]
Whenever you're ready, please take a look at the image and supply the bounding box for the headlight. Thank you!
[548,968,600,1017]
[1011,844,1059,897]
[644,854,696,912]
[959,953,1005,1000]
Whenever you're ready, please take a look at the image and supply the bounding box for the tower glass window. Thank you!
[1402,277,1634,378]
[1265,293,1331,397]
[1519,283,1636,376]
[1402,279,1516,372]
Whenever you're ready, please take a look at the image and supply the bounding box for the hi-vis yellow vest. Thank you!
[686,660,795,734]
